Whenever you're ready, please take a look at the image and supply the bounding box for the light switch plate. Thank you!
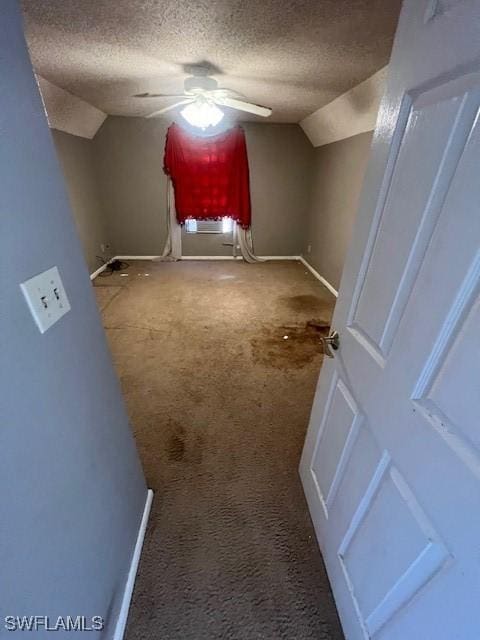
[20,266,71,333]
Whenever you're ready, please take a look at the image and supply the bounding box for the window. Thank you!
[184,217,233,234]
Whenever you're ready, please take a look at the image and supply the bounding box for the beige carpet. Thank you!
[94,260,344,640]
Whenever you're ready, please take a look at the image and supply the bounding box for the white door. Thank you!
[300,2,480,639]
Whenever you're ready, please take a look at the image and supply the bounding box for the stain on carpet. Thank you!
[278,293,331,313]
[167,432,186,462]
[95,260,343,640]
[165,423,204,465]
[251,320,330,369]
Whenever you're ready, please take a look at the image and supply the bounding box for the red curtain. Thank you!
[163,123,251,229]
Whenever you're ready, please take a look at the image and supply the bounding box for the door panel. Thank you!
[413,255,480,465]
[352,85,477,359]
[300,1,480,638]
[311,375,363,517]
[338,455,449,638]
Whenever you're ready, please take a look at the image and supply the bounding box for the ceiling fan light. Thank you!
[180,100,224,129]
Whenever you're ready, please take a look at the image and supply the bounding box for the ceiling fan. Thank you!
[136,70,272,128]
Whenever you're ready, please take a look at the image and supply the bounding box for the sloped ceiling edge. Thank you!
[36,75,107,139]
[300,66,388,147]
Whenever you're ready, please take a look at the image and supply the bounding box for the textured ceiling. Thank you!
[36,75,107,139]
[22,0,402,123]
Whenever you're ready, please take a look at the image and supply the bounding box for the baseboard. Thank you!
[91,256,146,280]
[259,255,302,260]
[299,256,339,297]
[113,488,154,640]
[181,255,302,261]
[110,255,303,263]
[90,261,110,281]
[181,255,243,260]
[114,255,161,261]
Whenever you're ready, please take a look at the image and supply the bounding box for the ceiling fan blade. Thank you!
[215,97,272,117]
[146,99,194,118]
[206,88,236,98]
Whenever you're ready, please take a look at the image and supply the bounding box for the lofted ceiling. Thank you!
[22,0,402,123]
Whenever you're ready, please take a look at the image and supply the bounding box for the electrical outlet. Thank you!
[20,266,71,333]
[100,243,106,253]
[307,243,312,254]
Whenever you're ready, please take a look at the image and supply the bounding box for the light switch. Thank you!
[20,266,71,333]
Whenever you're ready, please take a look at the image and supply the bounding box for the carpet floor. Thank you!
[94,260,344,640]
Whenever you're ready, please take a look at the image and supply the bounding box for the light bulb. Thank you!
[181,100,224,129]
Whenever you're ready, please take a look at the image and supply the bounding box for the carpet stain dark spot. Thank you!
[189,432,204,465]
[251,320,331,369]
[278,294,331,313]
[167,436,185,462]
[167,434,185,461]
[164,424,204,465]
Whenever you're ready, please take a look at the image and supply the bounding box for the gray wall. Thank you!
[1,3,146,636]
[244,123,313,256]
[93,118,313,257]
[94,117,169,256]
[53,130,109,273]
[54,101,370,279]
[303,131,373,290]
